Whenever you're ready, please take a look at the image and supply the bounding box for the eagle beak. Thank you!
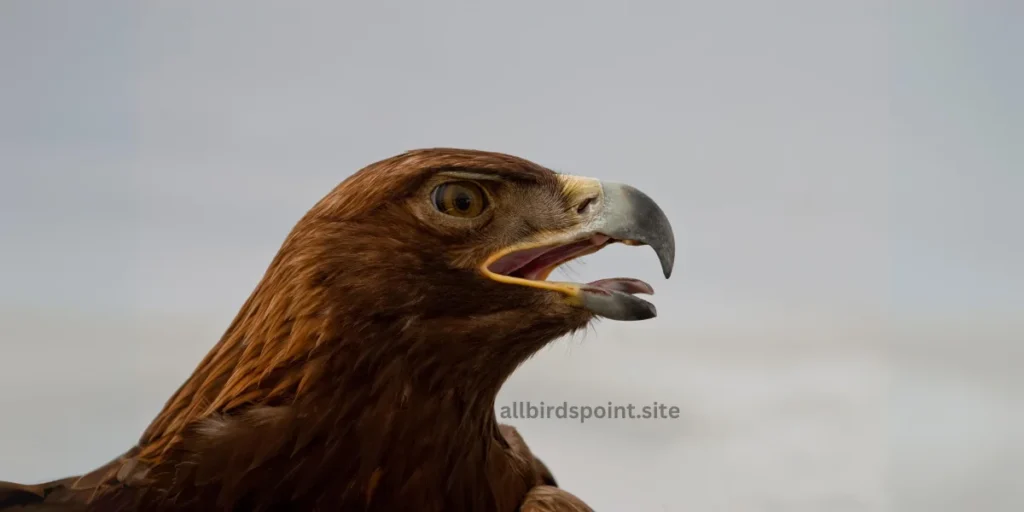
[482,176,675,321]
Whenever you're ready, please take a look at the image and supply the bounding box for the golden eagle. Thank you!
[1,149,674,511]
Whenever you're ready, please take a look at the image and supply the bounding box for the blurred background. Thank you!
[1,1,1020,511]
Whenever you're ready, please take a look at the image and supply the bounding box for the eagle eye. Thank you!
[432,181,488,218]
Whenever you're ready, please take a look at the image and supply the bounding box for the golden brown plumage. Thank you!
[1,148,672,511]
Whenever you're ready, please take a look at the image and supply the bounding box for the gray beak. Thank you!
[588,182,675,279]
[576,181,675,321]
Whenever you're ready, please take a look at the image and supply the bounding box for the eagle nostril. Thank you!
[576,196,597,215]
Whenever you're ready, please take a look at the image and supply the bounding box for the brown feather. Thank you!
[4,149,597,511]
[521,486,595,512]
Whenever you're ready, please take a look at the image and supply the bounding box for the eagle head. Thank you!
[272,148,676,385]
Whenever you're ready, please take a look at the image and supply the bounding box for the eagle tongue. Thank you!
[488,245,557,276]
[585,277,654,295]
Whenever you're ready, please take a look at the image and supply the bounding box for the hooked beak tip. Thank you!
[594,181,676,281]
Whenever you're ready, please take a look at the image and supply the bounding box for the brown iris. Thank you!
[432,181,488,218]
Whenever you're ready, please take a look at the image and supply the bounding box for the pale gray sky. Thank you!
[0,1,1021,511]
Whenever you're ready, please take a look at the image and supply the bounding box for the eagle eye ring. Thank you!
[431,181,488,218]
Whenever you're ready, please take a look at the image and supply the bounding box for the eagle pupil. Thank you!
[454,193,472,211]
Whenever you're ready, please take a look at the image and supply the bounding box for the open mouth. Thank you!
[479,175,672,321]
[486,234,655,296]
